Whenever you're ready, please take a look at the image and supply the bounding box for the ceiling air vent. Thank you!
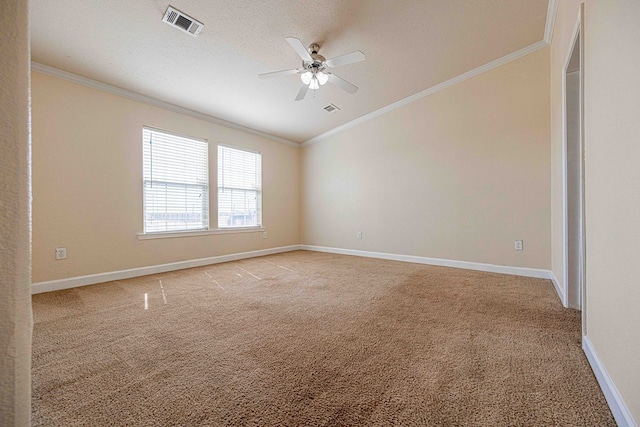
[162,6,204,37]
[323,104,341,113]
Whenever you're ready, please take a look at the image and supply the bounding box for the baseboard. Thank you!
[35,245,634,426]
[583,336,637,427]
[301,245,552,280]
[31,245,303,294]
[33,244,556,294]
[548,271,567,306]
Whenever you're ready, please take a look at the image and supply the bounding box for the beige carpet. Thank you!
[32,251,615,426]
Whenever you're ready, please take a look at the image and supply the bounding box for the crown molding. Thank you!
[30,62,299,147]
[33,1,557,149]
[544,0,559,44]
[302,40,548,147]
[302,0,558,147]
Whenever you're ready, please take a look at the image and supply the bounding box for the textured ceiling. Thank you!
[30,0,550,143]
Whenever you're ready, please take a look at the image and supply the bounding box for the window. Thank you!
[142,127,208,233]
[218,145,262,228]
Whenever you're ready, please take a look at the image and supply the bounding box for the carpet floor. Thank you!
[32,250,615,426]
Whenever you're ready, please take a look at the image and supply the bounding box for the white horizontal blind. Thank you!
[218,145,262,228]
[143,127,208,233]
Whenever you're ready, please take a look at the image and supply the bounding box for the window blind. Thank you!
[143,127,209,233]
[218,145,262,228]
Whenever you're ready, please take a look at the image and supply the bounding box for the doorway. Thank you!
[564,24,584,317]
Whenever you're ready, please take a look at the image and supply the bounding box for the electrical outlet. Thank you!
[262,231,268,239]
[356,231,363,239]
[55,247,67,260]
[514,240,524,251]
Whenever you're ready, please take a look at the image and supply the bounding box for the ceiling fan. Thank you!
[259,37,365,101]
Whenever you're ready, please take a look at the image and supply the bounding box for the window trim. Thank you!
[136,226,266,240]
[217,143,263,229]
[142,125,210,234]
[138,134,266,239]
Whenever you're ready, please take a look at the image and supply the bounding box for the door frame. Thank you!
[561,6,586,331]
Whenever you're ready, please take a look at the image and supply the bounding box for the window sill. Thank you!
[137,227,265,240]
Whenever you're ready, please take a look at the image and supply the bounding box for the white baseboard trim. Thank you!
[583,336,637,427]
[33,244,557,294]
[36,245,634,426]
[31,245,562,300]
[300,245,552,280]
[549,271,567,306]
[31,245,303,294]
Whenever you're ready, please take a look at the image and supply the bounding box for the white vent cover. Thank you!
[162,6,204,37]
[323,104,341,113]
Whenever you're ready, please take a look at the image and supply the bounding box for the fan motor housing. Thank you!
[308,43,321,54]
[303,44,326,70]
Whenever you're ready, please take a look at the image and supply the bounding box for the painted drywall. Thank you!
[583,0,640,422]
[31,72,300,282]
[0,0,32,425]
[301,48,550,269]
[550,0,583,305]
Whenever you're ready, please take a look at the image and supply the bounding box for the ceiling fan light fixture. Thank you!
[317,71,328,85]
[300,71,313,85]
[309,77,320,90]
[259,37,364,100]
[302,69,327,90]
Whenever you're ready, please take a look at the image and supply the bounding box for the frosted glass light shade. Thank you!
[309,77,320,90]
[317,71,328,85]
[300,71,312,85]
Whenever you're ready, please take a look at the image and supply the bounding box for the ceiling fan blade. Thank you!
[327,73,359,94]
[295,84,309,101]
[258,68,300,79]
[286,37,313,62]
[324,51,365,68]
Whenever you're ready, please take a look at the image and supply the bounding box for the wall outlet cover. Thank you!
[55,247,67,260]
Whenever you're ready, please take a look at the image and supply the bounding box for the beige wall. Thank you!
[301,48,550,269]
[23,2,640,423]
[582,0,640,421]
[31,72,300,283]
[0,0,32,425]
